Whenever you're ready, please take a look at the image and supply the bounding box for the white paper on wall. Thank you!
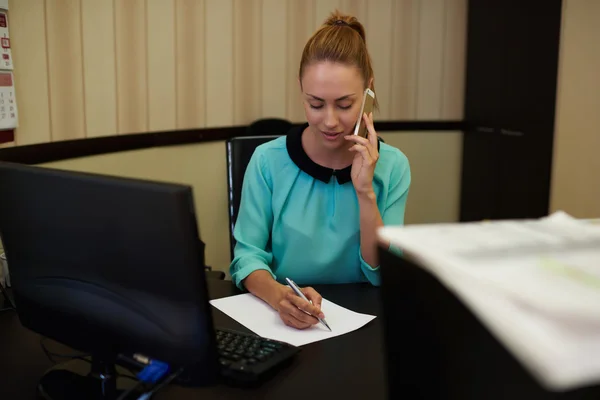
[0,71,18,129]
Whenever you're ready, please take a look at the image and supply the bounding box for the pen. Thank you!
[285,277,332,332]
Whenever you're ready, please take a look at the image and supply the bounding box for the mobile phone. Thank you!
[353,88,375,138]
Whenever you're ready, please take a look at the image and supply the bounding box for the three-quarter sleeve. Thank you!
[381,151,411,226]
[229,149,277,289]
[359,151,411,286]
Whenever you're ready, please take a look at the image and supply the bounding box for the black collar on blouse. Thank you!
[286,123,380,184]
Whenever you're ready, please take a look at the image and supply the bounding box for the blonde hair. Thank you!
[299,10,377,106]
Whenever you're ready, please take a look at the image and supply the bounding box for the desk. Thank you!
[0,280,386,400]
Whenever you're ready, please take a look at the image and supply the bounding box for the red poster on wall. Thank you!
[0,11,12,70]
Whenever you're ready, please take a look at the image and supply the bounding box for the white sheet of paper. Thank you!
[378,211,600,391]
[210,293,376,347]
[379,211,600,320]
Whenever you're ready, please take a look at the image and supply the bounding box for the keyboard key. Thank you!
[214,329,299,383]
[229,363,247,372]
[219,358,231,367]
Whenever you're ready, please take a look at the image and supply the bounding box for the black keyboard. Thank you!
[216,328,300,384]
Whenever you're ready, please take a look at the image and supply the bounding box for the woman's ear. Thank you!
[368,77,374,90]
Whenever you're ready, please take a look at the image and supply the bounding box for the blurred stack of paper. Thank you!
[378,211,600,391]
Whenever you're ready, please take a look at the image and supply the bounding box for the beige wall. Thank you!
[6,0,466,146]
[40,131,463,274]
[0,0,467,273]
[550,0,600,218]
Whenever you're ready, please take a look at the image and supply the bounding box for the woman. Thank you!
[229,11,411,330]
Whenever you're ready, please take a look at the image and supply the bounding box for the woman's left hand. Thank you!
[345,112,379,196]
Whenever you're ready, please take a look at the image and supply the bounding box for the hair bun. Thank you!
[300,9,377,109]
[324,10,366,42]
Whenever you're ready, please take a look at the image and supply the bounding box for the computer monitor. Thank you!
[0,162,219,398]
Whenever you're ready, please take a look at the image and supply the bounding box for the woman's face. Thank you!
[300,61,365,150]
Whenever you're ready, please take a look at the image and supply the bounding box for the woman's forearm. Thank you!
[243,270,286,309]
[357,191,387,267]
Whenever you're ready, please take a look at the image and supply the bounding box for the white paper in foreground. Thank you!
[378,211,600,391]
[210,293,376,347]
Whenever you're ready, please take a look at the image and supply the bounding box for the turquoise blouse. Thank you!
[229,123,411,289]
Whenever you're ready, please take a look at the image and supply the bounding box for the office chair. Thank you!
[225,118,292,261]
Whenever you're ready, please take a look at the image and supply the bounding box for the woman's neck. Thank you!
[301,126,354,170]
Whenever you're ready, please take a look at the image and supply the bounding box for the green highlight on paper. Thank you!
[540,257,600,290]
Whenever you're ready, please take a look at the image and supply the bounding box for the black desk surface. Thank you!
[0,280,386,400]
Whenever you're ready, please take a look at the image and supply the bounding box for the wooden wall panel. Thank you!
[233,0,262,125]
[416,0,446,119]
[261,0,287,119]
[205,0,234,127]
[390,0,420,119]
[9,0,52,145]
[340,0,367,23]
[81,0,117,137]
[115,0,147,134]
[550,0,600,218]
[147,0,176,132]
[441,0,466,119]
[175,0,205,129]
[45,0,86,140]
[7,0,467,146]
[315,0,341,28]
[367,0,393,119]
[286,0,315,123]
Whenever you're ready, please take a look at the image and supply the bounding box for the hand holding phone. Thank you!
[353,88,375,138]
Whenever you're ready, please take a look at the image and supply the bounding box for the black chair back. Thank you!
[225,118,292,260]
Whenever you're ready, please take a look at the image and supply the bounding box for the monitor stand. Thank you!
[37,355,143,400]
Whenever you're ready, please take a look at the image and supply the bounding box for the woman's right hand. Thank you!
[272,285,325,330]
